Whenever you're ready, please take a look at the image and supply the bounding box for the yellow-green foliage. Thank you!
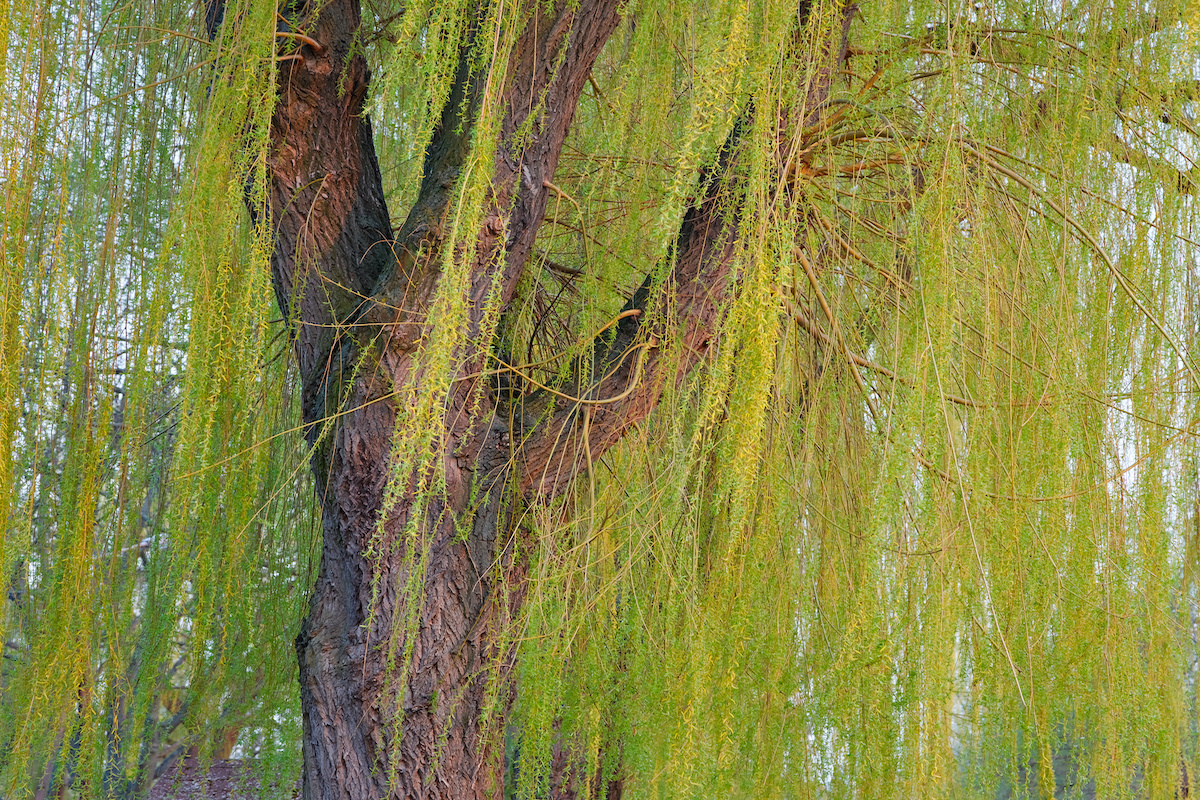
[0,0,311,795]
[3,0,1200,796]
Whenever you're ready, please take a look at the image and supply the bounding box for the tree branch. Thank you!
[362,0,625,352]
[509,0,858,498]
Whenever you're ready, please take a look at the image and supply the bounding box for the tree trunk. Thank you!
[265,0,625,796]
[252,0,853,795]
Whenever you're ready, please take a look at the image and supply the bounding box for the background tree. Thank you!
[2,0,1199,797]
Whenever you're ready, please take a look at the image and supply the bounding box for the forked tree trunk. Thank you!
[249,0,853,796]
[267,1,626,795]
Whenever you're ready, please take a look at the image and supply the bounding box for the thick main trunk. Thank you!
[251,0,853,795]
[263,0,622,797]
[296,430,517,799]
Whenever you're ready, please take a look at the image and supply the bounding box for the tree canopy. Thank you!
[2,0,1200,796]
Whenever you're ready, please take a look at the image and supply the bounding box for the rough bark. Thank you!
[249,0,854,797]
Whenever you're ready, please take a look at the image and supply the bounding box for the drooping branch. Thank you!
[1101,131,1199,195]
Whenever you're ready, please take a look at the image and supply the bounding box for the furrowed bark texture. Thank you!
[255,0,852,797]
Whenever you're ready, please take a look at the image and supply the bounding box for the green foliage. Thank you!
[3,0,1200,796]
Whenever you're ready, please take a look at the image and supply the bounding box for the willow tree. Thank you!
[3,0,1200,796]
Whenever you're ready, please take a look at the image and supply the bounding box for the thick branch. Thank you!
[510,133,744,496]
[363,0,625,352]
[510,0,857,499]
[262,0,396,436]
